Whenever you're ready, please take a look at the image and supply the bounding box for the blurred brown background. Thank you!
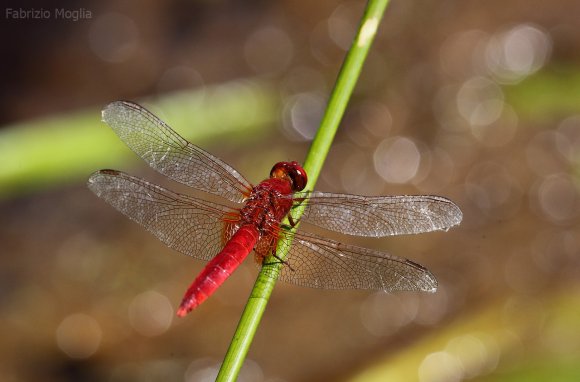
[1,1,579,381]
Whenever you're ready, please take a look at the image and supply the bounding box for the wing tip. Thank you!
[425,282,438,293]
[450,201,464,226]
[423,274,438,293]
[87,171,100,194]
[87,169,122,191]
[101,101,118,123]
[435,197,463,231]
[101,100,139,123]
[405,259,438,292]
[427,267,438,292]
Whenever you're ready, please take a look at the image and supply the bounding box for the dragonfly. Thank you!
[88,101,462,316]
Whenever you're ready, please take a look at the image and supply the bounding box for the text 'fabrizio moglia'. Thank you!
[5,8,92,21]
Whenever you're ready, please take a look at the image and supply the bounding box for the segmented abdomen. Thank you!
[176,225,260,316]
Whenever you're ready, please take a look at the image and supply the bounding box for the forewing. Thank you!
[270,230,437,292]
[88,170,240,261]
[294,192,463,237]
[102,101,252,203]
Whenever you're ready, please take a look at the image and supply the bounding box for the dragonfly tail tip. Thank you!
[176,307,189,317]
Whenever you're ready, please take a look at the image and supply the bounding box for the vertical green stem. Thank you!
[216,1,391,380]
[303,0,390,186]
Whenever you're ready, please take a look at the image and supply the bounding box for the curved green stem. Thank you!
[216,1,391,380]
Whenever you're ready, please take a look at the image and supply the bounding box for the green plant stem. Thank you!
[216,1,391,380]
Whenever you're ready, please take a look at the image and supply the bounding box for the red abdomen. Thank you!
[176,225,260,316]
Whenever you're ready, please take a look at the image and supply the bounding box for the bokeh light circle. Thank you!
[56,313,102,359]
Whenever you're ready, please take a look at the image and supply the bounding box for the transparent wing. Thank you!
[102,101,252,203]
[87,170,240,261]
[292,192,463,237]
[268,230,437,292]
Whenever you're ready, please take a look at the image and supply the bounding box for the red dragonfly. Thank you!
[88,101,462,316]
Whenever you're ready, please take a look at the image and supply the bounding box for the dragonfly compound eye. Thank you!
[270,162,308,191]
[288,161,307,191]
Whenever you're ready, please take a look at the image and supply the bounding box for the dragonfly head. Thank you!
[270,161,307,192]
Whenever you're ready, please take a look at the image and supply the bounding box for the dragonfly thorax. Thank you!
[239,178,295,235]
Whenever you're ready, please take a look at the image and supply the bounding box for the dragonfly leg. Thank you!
[286,213,301,227]
[264,249,295,272]
[274,253,295,271]
[292,196,307,204]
